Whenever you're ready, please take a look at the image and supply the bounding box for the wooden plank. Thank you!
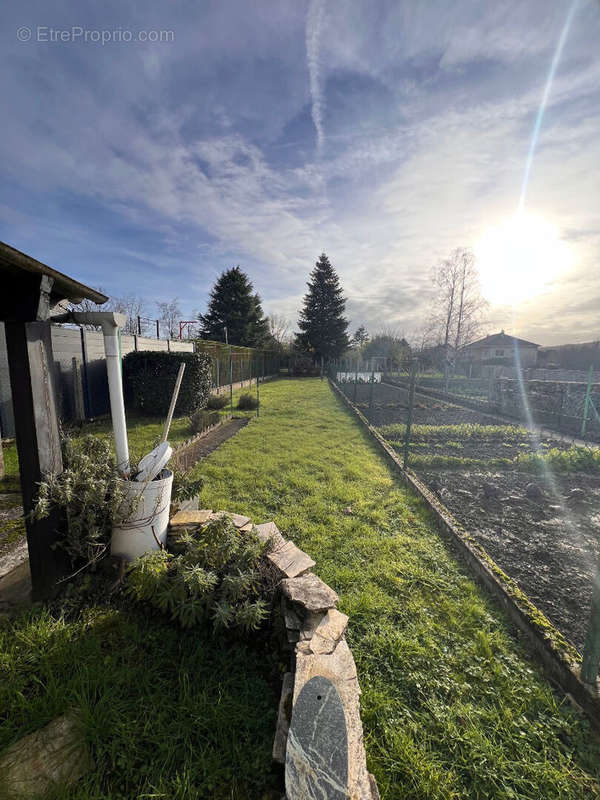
[4,320,69,599]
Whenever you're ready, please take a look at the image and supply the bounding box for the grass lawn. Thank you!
[195,378,600,799]
[1,378,599,799]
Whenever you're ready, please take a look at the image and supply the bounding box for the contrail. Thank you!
[306,0,325,152]
[519,0,578,211]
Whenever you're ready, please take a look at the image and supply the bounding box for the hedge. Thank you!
[123,351,212,416]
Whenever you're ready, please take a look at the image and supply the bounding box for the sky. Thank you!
[1,0,599,346]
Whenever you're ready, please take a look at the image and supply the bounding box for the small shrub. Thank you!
[237,392,258,410]
[34,435,135,566]
[189,409,220,435]
[206,393,229,410]
[126,516,275,632]
[123,351,212,416]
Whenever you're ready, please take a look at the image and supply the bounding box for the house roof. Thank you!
[464,331,539,350]
[0,241,107,305]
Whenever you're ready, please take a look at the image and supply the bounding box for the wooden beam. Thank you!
[4,320,69,599]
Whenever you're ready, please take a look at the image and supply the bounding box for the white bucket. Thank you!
[110,469,173,561]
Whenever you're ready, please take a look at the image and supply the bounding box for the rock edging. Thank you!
[169,508,379,799]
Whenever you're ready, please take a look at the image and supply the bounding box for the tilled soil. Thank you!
[420,469,600,652]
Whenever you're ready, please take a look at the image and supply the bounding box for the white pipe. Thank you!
[70,312,130,475]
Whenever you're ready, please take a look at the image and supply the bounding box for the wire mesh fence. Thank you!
[328,358,600,679]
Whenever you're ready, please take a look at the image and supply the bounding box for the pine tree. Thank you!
[198,267,269,346]
[296,253,349,361]
[351,325,369,350]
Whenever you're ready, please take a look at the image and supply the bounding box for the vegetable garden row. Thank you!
[336,376,600,656]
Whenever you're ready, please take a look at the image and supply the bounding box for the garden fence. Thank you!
[328,357,600,682]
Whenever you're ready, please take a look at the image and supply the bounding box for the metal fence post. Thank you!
[369,366,375,409]
[582,365,593,437]
[353,359,358,402]
[582,567,600,684]
[229,347,233,416]
[403,359,417,468]
[256,356,260,417]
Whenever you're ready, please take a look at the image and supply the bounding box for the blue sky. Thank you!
[1,0,599,344]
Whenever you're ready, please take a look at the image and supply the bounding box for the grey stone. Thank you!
[525,482,544,501]
[566,488,585,506]
[300,611,327,642]
[294,640,372,799]
[282,599,302,631]
[272,672,294,764]
[285,676,349,800]
[0,712,93,798]
[281,573,339,612]
[254,521,286,550]
[213,511,252,528]
[310,609,349,655]
[368,773,381,800]
[268,541,315,579]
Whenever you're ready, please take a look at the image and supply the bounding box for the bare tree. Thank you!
[68,290,108,329]
[157,298,182,339]
[431,248,486,353]
[267,313,291,348]
[110,295,147,335]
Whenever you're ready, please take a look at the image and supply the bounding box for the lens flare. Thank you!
[475,211,571,306]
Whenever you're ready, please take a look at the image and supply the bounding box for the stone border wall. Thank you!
[329,378,600,730]
[168,509,380,799]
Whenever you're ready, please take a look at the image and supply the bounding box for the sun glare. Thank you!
[475,211,571,306]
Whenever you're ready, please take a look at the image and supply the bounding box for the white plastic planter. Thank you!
[110,470,173,561]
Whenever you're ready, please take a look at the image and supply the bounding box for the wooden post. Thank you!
[4,320,69,599]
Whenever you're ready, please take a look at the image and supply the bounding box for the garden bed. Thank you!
[420,469,600,653]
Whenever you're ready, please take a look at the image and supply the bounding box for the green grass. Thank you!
[0,604,280,799]
[1,378,599,799]
[193,379,599,799]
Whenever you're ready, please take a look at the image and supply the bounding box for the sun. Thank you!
[475,211,571,306]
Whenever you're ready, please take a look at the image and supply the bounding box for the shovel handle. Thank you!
[162,362,186,443]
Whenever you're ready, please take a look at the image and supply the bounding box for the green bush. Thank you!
[206,392,229,410]
[126,516,275,631]
[237,392,258,410]
[189,409,220,435]
[123,351,212,416]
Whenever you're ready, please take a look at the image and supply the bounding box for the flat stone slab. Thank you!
[254,521,286,550]
[214,511,251,528]
[267,540,315,579]
[281,573,339,612]
[0,712,93,798]
[169,509,212,528]
[286,675,349,800]
[311,609,349,655]
[272,671,294,764]
[295,640,372,799]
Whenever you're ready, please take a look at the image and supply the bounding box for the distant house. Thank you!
[459,331,539,376]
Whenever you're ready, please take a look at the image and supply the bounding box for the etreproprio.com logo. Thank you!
[17,26,175,44]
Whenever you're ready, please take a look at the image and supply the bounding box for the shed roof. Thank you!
[0,241,107,305]
[464,331,539,349]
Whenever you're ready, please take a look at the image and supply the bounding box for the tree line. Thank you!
[72,246,486,363]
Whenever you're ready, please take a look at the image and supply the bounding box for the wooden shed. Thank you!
[0,241,107,598]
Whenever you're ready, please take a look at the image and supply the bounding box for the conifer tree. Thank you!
[296,253,349,361]
[198,267,269,346]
